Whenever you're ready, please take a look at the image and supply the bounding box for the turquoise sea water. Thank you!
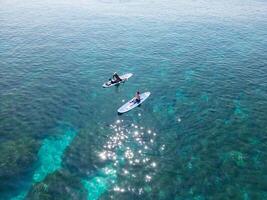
[1,0,267,199]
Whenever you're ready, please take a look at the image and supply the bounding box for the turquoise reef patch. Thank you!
[11,127,77,199]
[33,128,77,183]
[82,166,117,200]
[233,100,248,119]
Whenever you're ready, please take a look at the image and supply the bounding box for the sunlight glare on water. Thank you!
[0,0,267,199]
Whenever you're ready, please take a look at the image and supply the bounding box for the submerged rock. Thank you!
[9,126,77,199]
[63,125,109,177]
[82,166,117,200]
[33,128,77,183]
[233,100,249,120]
[0,137,39,185]
[26,170,87,200]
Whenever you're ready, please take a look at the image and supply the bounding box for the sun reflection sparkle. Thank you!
[98,121,162,196]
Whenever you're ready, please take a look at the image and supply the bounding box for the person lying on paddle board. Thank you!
[110,72,122,84]
[131,91,141,104]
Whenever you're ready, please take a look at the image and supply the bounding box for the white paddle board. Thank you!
[103,73,133,88]
[118,92,151,114]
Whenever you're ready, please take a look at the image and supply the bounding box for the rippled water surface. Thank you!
[1,0,267,199]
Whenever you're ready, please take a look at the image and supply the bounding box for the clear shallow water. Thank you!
[0,0,267,199]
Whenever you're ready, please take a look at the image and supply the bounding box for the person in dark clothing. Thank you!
[131,91,141,104]
[111,72,122,84]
